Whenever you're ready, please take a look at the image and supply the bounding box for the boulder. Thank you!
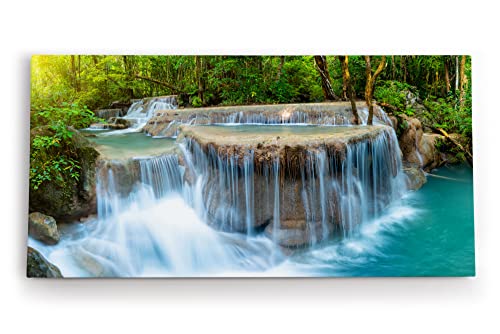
[420,133,443,171]
[29,127,100,222]
[398,115,423,165]
[398,115,443,171]
[27,247,62,278]
[89,117,130,130]
[28,212,60,244]
[108,117,131,129]
[403,166,427,191]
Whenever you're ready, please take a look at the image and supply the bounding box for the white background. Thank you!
[1,1,499,333]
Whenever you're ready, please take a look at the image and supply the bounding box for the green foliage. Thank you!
[30,104,98,191]
[29,125,81,191]
[374,80,418,116]
[424,97,472,138]
[31,103,99,129]
[31,55,472,145]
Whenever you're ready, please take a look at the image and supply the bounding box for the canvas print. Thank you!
[27,55,474,278]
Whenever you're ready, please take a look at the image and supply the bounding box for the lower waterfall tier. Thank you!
[178,125,405,247]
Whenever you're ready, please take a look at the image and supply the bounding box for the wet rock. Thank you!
[143,102,393,137]
[420,133,443,171]
[398,115,443,171]
[108,101,131,114]
[264,221,333,248]
[27,247,62,278]
[403,166,427,191]
[28,212,60,244]
[29,127,100,222]
[89,118,130,130]
[108,117,131,129]
[398,115,423,165]
[180,124,397,235]
[94,108,122,120]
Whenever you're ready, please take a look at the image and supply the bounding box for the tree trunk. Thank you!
[276,56,285,81]
[70,55,77,90]
[340,57,348,100]
[76,55,81,92]
[195,56,205,105]
[339,56,359,124]
[455,55,459,92]
[391,55,396,80]
[364,56,386,125]
[401,56,407,82]
[314,56,338,101]
[122,56,135,99]
[459,55,467,109]
[444,57,451,94]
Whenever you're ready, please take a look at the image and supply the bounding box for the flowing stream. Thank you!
[28,102,474,277]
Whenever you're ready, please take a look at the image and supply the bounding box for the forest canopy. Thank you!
[31,55,472,138]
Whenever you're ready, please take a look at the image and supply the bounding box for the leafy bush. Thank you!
[29,125,81,191]
[423,97,472,138]
[374,80,417,116]
[30,103,99,191]
[31,102,99,129]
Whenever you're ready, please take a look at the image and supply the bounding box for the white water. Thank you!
[30,154,282,277]
[97,96,177,135]
[30,108,411,277]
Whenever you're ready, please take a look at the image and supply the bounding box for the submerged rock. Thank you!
[27,247,62,278]
[28,212,60,245]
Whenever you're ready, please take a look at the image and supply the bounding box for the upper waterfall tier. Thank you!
[90,95,178,133]
[143,102,393,137]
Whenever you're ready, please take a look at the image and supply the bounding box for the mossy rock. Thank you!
[29,126,100,222]
[27,247,62,278]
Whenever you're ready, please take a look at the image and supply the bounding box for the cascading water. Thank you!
[142,103,395,138]
[96,96,178,135]
[178,125,406,248]
[29,102,414,277]
[29,152,280,277]
[124,96,177,128]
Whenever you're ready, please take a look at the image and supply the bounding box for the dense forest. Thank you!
[29,55,472,194]
[31,55,471,134]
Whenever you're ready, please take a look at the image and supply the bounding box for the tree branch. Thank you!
[134,74,180,93]
[372,56,387,82]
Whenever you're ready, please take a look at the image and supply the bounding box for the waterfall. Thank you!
[179,126,406,247]
[31,107,410,276]
[124,96,177,128]
[139,155,183,198]
[143,104,395,138]
[272,156,281,244]
[98,96,178,135]
[36,152,279,277]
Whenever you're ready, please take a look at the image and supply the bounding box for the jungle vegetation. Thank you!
[30,55,472,191]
